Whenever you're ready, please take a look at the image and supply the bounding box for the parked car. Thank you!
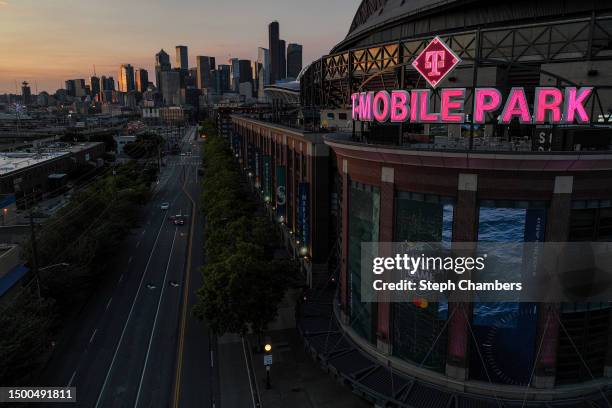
[160,202,170,210]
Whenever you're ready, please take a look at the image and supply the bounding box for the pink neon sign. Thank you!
[351,87,594,125]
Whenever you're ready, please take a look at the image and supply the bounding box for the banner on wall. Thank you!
[263,155,272,201]
[275,165,286,221]
[247,143,255,171]
[298,182,310,247]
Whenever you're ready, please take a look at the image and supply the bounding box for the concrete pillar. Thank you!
[376,167,394,355]
[446,173,478,381]
[340,158,350,324]
[534,176,573,389]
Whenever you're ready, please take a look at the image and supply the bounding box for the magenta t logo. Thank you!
[412,36,461,88]
[424,50,445,76]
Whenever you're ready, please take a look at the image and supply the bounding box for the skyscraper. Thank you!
[21,81,31,105]
[257,48,270,100]
[279,40,286,80]
[155,49,171,90]
[65,79,87,97]
[238,59,253,98]
[196,56,214,89]
[175,45,188,71]
[135,68,149,93]
[90,76,101,101]
[257,47,270,85]
[229,58,240,92]
[268,21,280,83]
[160,70,182,106]
[118,64,135,92]
[286,43,303,79]
[215,64,231,93]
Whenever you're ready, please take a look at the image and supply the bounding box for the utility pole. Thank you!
[28,189,41,299]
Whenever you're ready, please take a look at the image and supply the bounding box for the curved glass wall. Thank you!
[392,192,454,372]
[348,181,379,343]
[470,202,547,385]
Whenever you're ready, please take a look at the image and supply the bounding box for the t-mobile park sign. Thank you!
[351,36,594,125]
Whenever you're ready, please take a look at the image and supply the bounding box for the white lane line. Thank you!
[118,274,124,284]
[105,298,112,310]
[136,241,141,248]
[89,329,98,344]
[210,350,214,368]
[134,228,179,408]
[67,370,77,387]
[94,214,167,408]
[128,256,133,264]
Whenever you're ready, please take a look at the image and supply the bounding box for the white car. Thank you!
[160,202,170,211]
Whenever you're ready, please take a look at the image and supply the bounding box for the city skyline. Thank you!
[0,0,358,94]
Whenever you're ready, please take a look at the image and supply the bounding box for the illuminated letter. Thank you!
[358,92,374,121]
[534,87,563,124]
[500,87,531,124]
[351,93,359,120]
[563,87,593,124]
[440,88,466,123]
[390,90,410,122]
[418,90,439,123]
[410,90,421,122]
[372,91,391,122]
[473,88,502,124]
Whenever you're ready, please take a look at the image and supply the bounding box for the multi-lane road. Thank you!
[40,126,221,407]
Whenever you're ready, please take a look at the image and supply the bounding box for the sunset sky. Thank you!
[0,0,359,94]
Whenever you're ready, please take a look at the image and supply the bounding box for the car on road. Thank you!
[173,217,185,226]
[160,202,170,210]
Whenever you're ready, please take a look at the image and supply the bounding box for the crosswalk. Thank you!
[164,157,201,167]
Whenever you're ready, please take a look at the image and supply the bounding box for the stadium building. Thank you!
[231,1,612,405]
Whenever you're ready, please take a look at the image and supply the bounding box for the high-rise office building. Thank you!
[90,76,101,101]
[100,76,115,91]
[21,81,31,105]
[257,47,270,86]
[229,58,240,92]
[187,67,198,88]
[175,45,188,71]
[196,56,215,89]
[286,43,303,79]
[65,79,87,97]
[118,64,135,92]
[238,59,253,98]
[215,64,231,93]
[155,49,171,90]
[268,21,280,83]
[279,40,286,80]
[257,48,270,101]
[160,69,182,106]
[135,68,149,93]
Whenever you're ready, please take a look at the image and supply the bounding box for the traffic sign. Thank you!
[263,354,273,366]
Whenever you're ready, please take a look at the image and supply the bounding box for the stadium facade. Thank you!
[231,1,612,405]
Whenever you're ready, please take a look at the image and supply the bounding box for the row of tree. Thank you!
[194,122,293,337]
[0,162,155,385]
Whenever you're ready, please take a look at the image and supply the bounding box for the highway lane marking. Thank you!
[94,211,168,408]
[67,370,77,387]
[89,329,97,344]
[210,351,214,368]
[128,256,133,264]
[134,227,179,408]
[172,126,197,408]
[118,274,124,284]
[136,241,141,248]
[105,298,112,310]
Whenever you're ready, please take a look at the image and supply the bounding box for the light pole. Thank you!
[264,342,272,389]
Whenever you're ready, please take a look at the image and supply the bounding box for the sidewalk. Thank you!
[248,291,371,408]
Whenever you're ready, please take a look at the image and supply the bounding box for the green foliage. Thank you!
[193,125,293,336]
[123,132,164,159]
[0,292,53,386]
[0,161,155,385]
